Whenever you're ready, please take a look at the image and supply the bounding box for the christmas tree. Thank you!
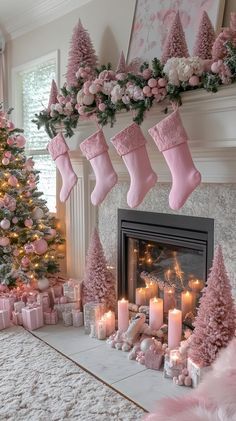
[66,19,98,87]
[48,79,58,112]
[212,12,236,60]
[82,228,116,311]
[161,11,189,64]
[0,108,64,288]
[189,245,235,367]
[116,51,126,73]
[193,11,215,59]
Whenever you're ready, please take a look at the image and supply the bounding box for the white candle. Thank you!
[104,310,115,336]
[97,317,107,340]
[118,298,129,332]
[149,297,163,330]
[181,291,193,319]
[168,308,182,350]
[135,288,146,305]
[164,286,176,313]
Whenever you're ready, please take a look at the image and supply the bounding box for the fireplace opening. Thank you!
[118,210,214,326]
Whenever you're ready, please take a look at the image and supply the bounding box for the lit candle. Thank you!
[169,349,181,366]
[181,290,193,319]
[118,298,129,332]
[164,286,176,313]
[135,288,146,306]
[104,310,115,336]
[189,278,204,293]
[146,281,158,300]
[97,317,107,340]
[168,308,182,350]
[149,297,163,330]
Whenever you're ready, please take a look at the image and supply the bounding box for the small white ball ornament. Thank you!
[2,158,9,165]
[32,207,44,220]
[83,93,95,106]
[0,218,11,230]
[37,277,49,291]
[140,338,154,352]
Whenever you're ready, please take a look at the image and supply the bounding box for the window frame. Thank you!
[11,50,61,216]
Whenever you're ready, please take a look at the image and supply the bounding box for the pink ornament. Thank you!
[8,175,18,187]
[98,103,106,112]
[15,135,26,148]
[33,238,48,255]
[211,61,221,73]
[21,256,30,267]
[5,151,12,159]
[2,158,9,165]
[189,76,200,87]
[0,218,11,230]
[13,249,19,256]
[47,228,56,238]
[142,69,152,80]
[184,376,192,387]
[24,218,33,228]
[152,87,159,95]
[148,78,158,88]
[12,217,18,224]
[77,106,86,115]
[158,78,167,87]
[143,86,151,95]
[24,243,34,254]
[89,83,99,94]
[7,138,14,146]
[0,237,10,247]
[60,296,68,304]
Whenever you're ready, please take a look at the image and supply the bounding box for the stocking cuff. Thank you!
[80,129,108,160]
[111,123,147,156]
[48,133,69,160]
[148,109,188,152]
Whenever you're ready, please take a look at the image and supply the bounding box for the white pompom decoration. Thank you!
[0,218,11,230]
[37,277,49,291]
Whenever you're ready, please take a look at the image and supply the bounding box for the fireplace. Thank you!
[118,210,214,324]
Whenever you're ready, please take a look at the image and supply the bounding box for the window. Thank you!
[12,52,58,213]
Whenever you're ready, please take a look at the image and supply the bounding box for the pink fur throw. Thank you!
[144,339,236,421]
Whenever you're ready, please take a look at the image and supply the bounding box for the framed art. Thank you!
[127,0,225,62]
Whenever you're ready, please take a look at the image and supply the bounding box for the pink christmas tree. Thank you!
[47,79,58,112]
[66,19,98,86]
[193,11,215,59]
[116,50,126,73]
[212,12,236,60]
[82,229,116,311]
[161,11,189,64]
[189,245,236,367]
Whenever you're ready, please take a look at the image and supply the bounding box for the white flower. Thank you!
[54,103,63,114]
[65,102,73,112]
[76,89,84,105]
[164,57,204,86]
[111,85,125,103]
[122,95,130,105]
[101,81,116,96]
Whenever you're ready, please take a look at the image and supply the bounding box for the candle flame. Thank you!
[153,297,158,303]
[121,298,126,302]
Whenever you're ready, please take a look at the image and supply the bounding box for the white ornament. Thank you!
[0,218,11,230]
[140,337,154,352]
[37,277,49,291]
[83,94,94,105]
[32,207,44,220]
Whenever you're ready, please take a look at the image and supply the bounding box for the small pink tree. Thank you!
[193,11,215,59]
[47,79,58,112]
[116,51,126,73]
[66,19,98,86]
[161,11,189,64]
[189,245,236,367]
[82,229,116,311]
[212,12,236,60]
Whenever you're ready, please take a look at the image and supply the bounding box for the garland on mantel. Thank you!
[33,34,236,139]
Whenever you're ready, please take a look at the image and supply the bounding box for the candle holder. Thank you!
[164,350,186,379]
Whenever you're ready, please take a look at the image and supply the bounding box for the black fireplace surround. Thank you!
[118,209,214,303]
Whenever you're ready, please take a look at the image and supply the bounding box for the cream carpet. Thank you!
[0,326,145,421]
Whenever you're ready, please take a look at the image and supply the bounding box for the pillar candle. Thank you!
[149,281,158,299]
[168,308,182,350]
[149,297,163,330]
[181,290,193,319]
[118,298,129,332]
[104,310,116,336]
[189,278,204,293]
[97,317,107,340]
[164,286,176,313]
[135,288,146,306]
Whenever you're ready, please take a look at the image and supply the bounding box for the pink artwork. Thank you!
[128,0,225,62]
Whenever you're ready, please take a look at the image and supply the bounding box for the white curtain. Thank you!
[0,32,6,109]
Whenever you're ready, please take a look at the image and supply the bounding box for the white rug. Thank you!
[0,326,145,421]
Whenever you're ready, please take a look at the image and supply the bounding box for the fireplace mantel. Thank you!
[65,86,236,279]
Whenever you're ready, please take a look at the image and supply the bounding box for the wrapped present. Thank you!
[187,357,211,388]
[44,309,58,325]
[83,302,106,334]
[50,284,63,299]
[27,291,38,304]
[145,348,164,370]
[14,301,25,313]
[12,311,23,326]
[62,311,73,326]
[54,302,80,320]
[37,292,51,311]
[0,296,16,319]
[22,305,44,330]
[72,310,84,327]
[63,279,82,302]
[0,309,10,330]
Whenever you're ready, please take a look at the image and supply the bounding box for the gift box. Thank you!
[145,349,164,370]
[50,284,63,299]
[14,301,25,313]
[12,311,23,326]
[44,309,58,325]
[62,311,73,326]
[187,357,211,388]
[164,351,186,379]
[0,309,10,330]
[37,292,51,311]
[54,302,80,319]
[27,291,38,304]
[83,302,106,334]
[63,279,82,302]
[72,310,84,327]
[0,296,16,319]
[22,305,44,330]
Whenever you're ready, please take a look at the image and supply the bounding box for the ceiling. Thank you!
[0,0,93,39]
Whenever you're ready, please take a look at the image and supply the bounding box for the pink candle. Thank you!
[118,298,129,332]
[135,288,146,305]
[181,291,193,319]
[168,308,182,350]
[164,286,176,313]
[149,297,163,330]
[189,278,204,293]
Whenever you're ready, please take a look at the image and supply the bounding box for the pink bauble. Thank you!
[0,218,11,230]
[15,135,26,148]
[38,277,49,291]
[33,238,48,255]
[143,85,151,95]
[24,243,34,254]
[151,87,159,95]
[0,237,10,247]
[13,249,19,256]
[24,218,33,228]
[189,76,200,87]
[158,78,167,87]
[12,217,18,224]
[83,94,95,106]
[184,376,192,387]
[77,106,86,115]
[211,61,221,74]
[148,78,157,88]
[7,138,14,146]
[60,296,68,304]
[140,338,154,352]
[8,175,18,187]
[21,256,30,267]
[48,228,56,237]
[142,68,152,80]
[25,192,31,197]
[2,158,9,165]
[98,103,106,112]
[5,151,12,159]
[7,121,15,131]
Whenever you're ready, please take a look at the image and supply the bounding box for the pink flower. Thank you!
[98,70,116,81]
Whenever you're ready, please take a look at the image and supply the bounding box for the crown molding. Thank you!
[4,0,92,40]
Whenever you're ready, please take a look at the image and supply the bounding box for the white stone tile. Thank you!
[70,344,147,384]
[113,368,190,412]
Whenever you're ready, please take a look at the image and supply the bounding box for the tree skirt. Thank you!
[0,326,145,421]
